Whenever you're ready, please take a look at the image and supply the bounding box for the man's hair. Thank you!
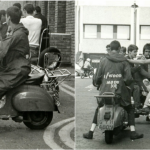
[13,3,21,10]
[143,43,150,54]
[128,44,138,53]
[0,10,6,16]
[106,44,110,48]
[110,40,121,51]
[23,3,34,14]
[6,6,21,24]
[35,6,41,13]
[120,46,126,53]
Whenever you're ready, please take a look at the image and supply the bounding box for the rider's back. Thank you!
[95,52,133,106]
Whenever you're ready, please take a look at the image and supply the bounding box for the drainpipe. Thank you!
[131,2,138,45]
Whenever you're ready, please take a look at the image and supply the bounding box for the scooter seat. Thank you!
[25,72,45,85]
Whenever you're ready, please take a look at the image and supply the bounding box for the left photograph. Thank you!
[0,1,75,149]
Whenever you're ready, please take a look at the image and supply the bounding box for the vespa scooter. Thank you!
[0,62,71,130]
[95,92,128,144]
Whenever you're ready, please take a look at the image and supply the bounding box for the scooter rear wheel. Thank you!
[23,111,53,130]
[105,130,113,144]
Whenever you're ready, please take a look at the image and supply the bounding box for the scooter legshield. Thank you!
[11,85,56,112]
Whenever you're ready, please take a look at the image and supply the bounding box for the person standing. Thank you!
[34,6,47,31]
[34,6,48,51]
[20,3,42,58]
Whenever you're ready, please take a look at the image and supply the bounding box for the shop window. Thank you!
[117,26,130,40]
[84,25,97,38]
[101,25,113,39]
[140,26,150,40]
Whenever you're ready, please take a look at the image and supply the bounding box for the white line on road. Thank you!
[59,121,74,148]
[60,85,75,98]
[85,84,94,89]
[61,83,75,92]
[43,117,75,149]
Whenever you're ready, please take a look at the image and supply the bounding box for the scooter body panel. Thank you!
[12,85,56,112]
[98,104,126,131]
[113,105,125,127]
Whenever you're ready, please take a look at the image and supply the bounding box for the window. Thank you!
[101,25,113,39]
[140,26,150,40]
[84,25,97,38]
[117,26,130,39]
[83,24,130,40]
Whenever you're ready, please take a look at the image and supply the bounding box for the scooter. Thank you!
[0,54,71,130]
[95,92,128,144]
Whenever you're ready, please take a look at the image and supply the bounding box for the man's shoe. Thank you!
[130,131,143,140]
[134,108,142,114]
[83,131,93,139]
[141,107,150,114]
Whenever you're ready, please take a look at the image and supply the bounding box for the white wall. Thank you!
[138,7,150,54]
[79,6,132,53]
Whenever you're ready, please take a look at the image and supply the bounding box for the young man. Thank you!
[125,45,142,112]
[119,46,126,56]
[83,41,143,140]
[34,6,47,31]
[13,3,24,18]
[34,6,48,52]
[20,3,42,57]
[106,44,111,54]
[0,6,30,99]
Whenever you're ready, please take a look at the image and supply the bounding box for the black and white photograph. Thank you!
[0,0,75,149]
[75,0,150,149]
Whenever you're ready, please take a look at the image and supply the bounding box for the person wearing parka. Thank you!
[0,6,31,99]
[83,40,143,140]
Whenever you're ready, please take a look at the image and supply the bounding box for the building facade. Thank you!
[75,1,150,66]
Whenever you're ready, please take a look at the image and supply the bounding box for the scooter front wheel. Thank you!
[105,130,113,144]
[23,111,53,130]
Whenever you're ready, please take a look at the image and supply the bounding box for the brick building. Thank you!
[0,1,75,66]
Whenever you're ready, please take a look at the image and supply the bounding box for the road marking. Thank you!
[61,83,75,92]
[60,84,74,98]
[85,84,94,89]
[43,117,75,149]
[88,89,93,91]
[59,121,74,148]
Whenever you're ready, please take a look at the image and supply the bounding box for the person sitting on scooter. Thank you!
[125,45,142,113]
[0,6,30,103]
[83,58,93,76]
[83,40,143,140]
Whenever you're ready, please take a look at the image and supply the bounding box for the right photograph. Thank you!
[75,0,150,149]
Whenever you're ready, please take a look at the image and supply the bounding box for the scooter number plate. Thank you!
[99,120,114,130]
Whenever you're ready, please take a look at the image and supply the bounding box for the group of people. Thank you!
[0,3,48,121]
[0,3,48,58]
[83,40,150,141]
